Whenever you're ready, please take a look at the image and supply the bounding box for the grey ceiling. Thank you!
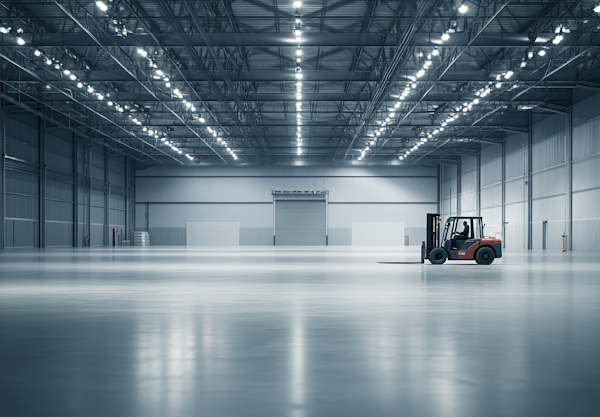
[1,0,599,167]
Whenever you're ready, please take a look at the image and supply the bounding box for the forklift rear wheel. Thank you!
[475,246,495,265]
[429,248,448,264]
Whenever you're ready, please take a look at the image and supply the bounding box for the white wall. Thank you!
[135,165,438,245]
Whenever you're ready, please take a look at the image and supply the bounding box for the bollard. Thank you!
[421,241,425,264]
[562,235,566,252]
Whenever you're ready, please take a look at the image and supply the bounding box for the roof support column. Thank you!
[0,89,5,251]
[39,118,46,248]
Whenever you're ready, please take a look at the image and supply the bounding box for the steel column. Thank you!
[0,93,4,251]
[527,114,533,250]
[39,119,46,248]
[501,132,506,249]
[105,147,110,246]
[566,108,573,251]
[73,133,79,247]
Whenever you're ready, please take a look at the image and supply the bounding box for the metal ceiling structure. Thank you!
[1,0,600,166]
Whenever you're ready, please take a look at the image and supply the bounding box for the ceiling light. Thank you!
[0,27,9,34]
[34,49,41,56]
[458,4,468,13]
[520,60,527,68]
[96,1,108,12]
[45,59,52,65]
[293,1,302,7]
[441,33,450,41]
[295,73,303,79]
[394,102,400,109]
[595,4,600,13]
[416,69,425,78]
[432,48,439,56]
[70,74,76,80]
[294,30,302,36]
[296,49,302,56]
[538,49,546,56]
[552,35,563,44]
[87,86,94,93]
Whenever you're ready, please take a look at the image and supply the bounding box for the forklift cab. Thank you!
[442,217,484,251]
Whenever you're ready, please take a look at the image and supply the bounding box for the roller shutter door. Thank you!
[275,201,326,245]
[186,221,240,246]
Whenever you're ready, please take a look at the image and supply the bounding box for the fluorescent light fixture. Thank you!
[293,1,302,7]
[96,1,108,12]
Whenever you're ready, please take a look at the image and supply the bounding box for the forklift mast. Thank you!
[426,213,441,258]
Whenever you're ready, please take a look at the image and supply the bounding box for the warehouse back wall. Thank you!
[135,165,438,246]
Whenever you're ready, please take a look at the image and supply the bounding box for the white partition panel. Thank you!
[352,221,405,246]
[186,221,240,246]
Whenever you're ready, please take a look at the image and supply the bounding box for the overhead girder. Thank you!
[3,67,588,83]
[10,32,600,49]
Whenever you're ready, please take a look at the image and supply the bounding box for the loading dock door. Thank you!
[275,200,326,245]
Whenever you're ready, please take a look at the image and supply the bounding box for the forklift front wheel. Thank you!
[429,248,448,264]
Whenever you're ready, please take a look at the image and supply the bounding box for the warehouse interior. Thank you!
[1,1,599,416]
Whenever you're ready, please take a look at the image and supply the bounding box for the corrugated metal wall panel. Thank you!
[47,179,73,202]
[572,189,600,220]
[147,227,186,245]
[481,158,502,187]
[110,194,126,210]
[572,119,600,160]
[110,172,125,188]
[460,191,476,213]
[111,160,126,175]
[461,155,477,173]
[13,220,36,247]
[532,166,566,199]
[505,178,527,204]
[572,220,600,251]
[90,189,105,207]
[5,118,39,147]
[572,156,600,192]
[90,225,104,246]
[532,114,568,143]
[6,171,39,196]
[46,222,73,247]
[505,149,528,180]
[532,195,566,221]
[532,133,566,171]
[481,184,502,208]
[461,169,477,191]
[351,222,404,246]
[110,209,126,226]
[47,134,73,158]
[47,200,73,222]
[443,164,457,179]
[505,133,528,154]
[573,93,600,126]
[480,206,502,236]
[5,139,39,164]
[6,194,39,219]
[135,204,147,230]
[328,228,351,246]
[481,143,502,165]
[91,166,104,181]
[46,152,73,174]
[91,206,105,224]
[240,228,273,246]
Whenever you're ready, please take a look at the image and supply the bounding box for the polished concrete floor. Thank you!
[0,246,599,417]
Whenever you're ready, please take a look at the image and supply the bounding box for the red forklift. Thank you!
[425,213,502,265]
